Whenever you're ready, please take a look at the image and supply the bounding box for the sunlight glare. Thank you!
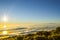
[3,16,7,22]
[4,25,6,28]
[2,31,7,35]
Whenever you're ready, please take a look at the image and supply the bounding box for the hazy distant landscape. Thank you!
[0,23,60,35]
[0,23,60,40]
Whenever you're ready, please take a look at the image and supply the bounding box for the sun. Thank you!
[3,16,7,22]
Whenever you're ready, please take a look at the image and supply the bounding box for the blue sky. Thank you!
[0,0,60,23]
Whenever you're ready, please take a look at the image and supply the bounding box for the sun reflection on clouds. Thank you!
[2,31,7,35]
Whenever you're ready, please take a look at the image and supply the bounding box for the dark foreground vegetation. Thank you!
[0,27,60,40]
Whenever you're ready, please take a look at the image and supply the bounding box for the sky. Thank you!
[0,0,60,24]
